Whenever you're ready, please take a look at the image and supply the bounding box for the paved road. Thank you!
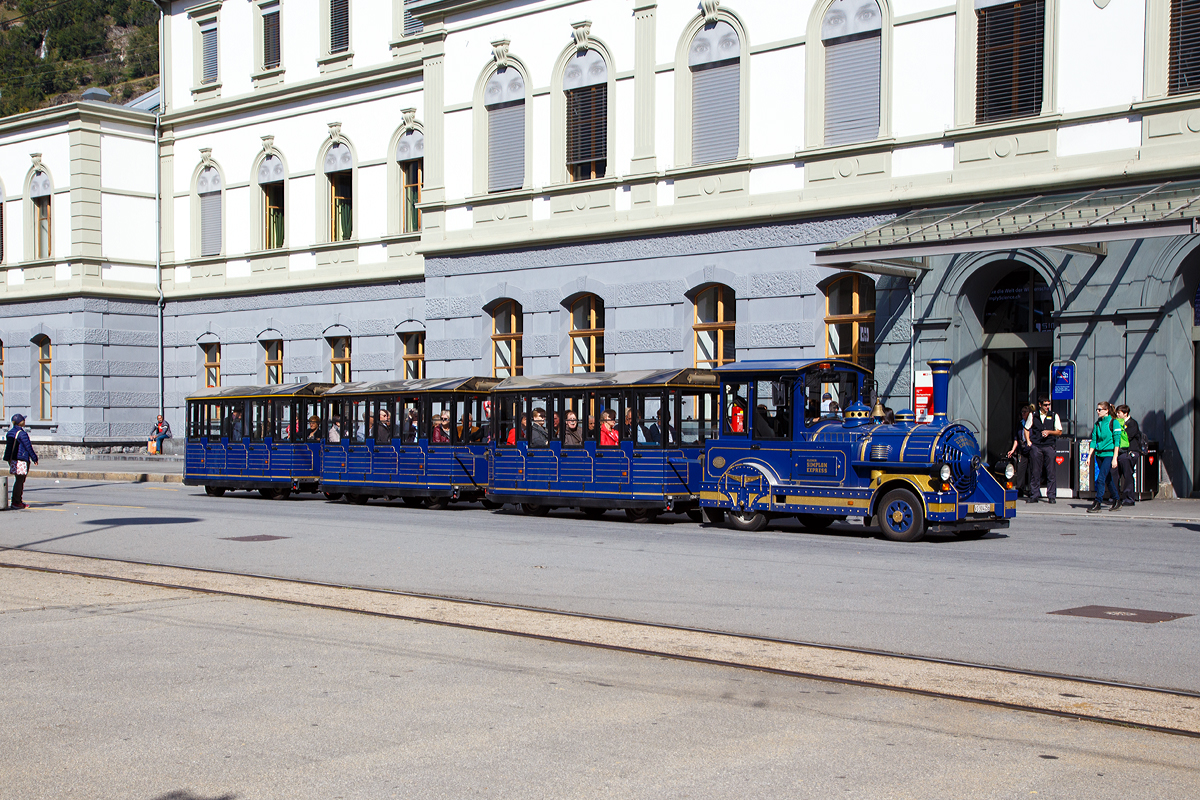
[3,568,1197,800]
[3,479,1198,692]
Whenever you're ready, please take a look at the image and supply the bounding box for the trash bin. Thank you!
[1136,441,1159,500]
[1078,439,1095,499]
[1054,437,1076,499]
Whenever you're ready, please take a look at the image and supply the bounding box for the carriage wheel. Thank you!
[323,492,344,501]
[271,488,291,501]
[401,496,426,508]
[580,506,606,519]
[726,510,768,532]
[624,508,660,523]
[522,503,550,516]
[427,498,450,510]
[878,489,926,542]
[258,488,277,499]
[205,486,226,497]
[348,493,370,505]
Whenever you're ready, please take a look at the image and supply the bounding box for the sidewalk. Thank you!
[30,457,184,484]
[1017,496,1200,522]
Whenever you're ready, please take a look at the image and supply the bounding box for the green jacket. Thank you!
[1090,416,1122,456]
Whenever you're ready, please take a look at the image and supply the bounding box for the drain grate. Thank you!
[221,535,290,542]
[1049,605,1192,624]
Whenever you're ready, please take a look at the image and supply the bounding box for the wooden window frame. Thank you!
[566,84,607,182]
[975,0,1045,124]
[204,343,221,388]
[569,295,605,373]
[0,341,5,416]
[265,340,283,384]
[402,332,425,379]
[263,181,284,249]
[38,340,52,420]
[824,274,876,367]
[491,300,523,378]
[331,337,351,383]
[401,158,423,233]
[34,195,51,259]
[329,171,353,242]
[693,285,736,369]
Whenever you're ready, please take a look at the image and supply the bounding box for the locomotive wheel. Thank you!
[204,486,226,497]
[726,510,768,532]
[878,489,926,542]
[401,496,426,508]
[481,499,503,510]
[522,503,550,516]
[624,508,660,523]
[580,507,606,519]
[685,509,704,523]
[323,492,344,501]
[701,508,726,525]
[271,488,292,501]
[796,514,835,531]
[348,493,370,505]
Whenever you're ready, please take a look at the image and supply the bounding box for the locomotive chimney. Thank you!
[927,359,951,422]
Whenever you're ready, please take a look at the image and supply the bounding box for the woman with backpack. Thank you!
[1087,401,1122,513]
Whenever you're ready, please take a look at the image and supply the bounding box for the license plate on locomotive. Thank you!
[972,503,992,513]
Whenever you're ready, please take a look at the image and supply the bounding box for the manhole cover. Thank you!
[221,535,290,542]
[1048,605,1192,624]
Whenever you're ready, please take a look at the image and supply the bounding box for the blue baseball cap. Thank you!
[11,414,25,424]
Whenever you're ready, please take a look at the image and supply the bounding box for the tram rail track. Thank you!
[3,546,1198,738]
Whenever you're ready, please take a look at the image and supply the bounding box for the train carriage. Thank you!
[184,382,331,498]
[486,369,720,520]
[700,359,1016,541]
[320,376,499,504]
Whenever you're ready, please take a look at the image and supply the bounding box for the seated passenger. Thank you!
[823,401,841,420]
[373,409,393,444]
[305,415,322,441]
[432,411,451,444]
[530,408,549,447]
[563,411,584,445]
[753,404,778,439]
[403,409,419,443]
[328,416,342,443]
[506,415,527,445]
[600,409,620,446]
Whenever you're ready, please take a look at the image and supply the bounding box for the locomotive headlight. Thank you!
[1004,462,1016,480]
[938,463,952,482]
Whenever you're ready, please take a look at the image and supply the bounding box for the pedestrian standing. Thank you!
[4,414,39,510]
[1115,404,1142,507]
[1005,404,1033,497]
[1087,401,1122,513]
[1025,396,1062,504]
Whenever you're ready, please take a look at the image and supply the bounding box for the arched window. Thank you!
[824,274,875,371]
[31,171,52,259]
[485,67,526,192]
[396,129,424,232]
[570,295,605,373]
[983,266,1053,334]
[693,285,736,368]
[402,332,425,379]
[688,21,741,165]
[257,155,285,249]
[35,337,52,420]
[324,143,353,241]
[821,0,882,145]
[564,48,608,181]
[264,339,284,384]
[331,336,352,382]
[203,342,221,388]
[197,167,222,257]
[1170,0,1200,95]
[491,300,523,377]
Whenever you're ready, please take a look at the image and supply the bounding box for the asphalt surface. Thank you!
[3,568,1198,800]
[3,479,1197,693]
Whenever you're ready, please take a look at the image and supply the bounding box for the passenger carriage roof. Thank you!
[492,368,717,391]
[714,358,872,376]
[187,382,332,401]
[323,376,500,395]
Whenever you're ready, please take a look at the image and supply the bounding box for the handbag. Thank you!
[14,459,28,476]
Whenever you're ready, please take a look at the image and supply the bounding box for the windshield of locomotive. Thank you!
[802,369,859,426]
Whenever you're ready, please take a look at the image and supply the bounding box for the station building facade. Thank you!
[3,0,1200,496]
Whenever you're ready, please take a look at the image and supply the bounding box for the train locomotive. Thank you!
[699,358,1015,540]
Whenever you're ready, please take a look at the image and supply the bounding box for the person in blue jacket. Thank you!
[4,414,39,510]
[1087,401,1122,513]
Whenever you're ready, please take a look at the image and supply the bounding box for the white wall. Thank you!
[1057,0,1144,113]
[102,195,158,262]
[100,133,156,194]
[891,15,955,137]
[750,46,804,157]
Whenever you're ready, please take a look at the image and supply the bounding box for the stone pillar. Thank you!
[69,118,103,259]
[420,24,448,241]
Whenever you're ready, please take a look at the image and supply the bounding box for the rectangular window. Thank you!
[200,191,221,256]
[402,332,425,379]
[38,341,52,420]
[488,103,525,193]
[200,19,219,84]
[204,343,221,388]
[723,382,748,435]
[330,172,352,241]
[566,85,607,182]
[0,343,5,416]
[262,3,281,70]
[1170,0,1200,95]
[330,0,350,54]
[34,196,51,259]
[691,62,740,165]
[976,0,1045,124]
[265,340,283,384]
[403,0,423,35]
[331,337,351,383]
[264,182,284,249]
[677,391,718,446]
[752,379,792,441]
[402,158,423,232]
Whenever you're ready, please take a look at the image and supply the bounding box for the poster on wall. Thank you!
[914,370,933,422]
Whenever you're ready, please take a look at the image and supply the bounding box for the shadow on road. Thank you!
[10,517,202,549]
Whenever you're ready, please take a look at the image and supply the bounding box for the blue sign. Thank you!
[1051,364,1074,400]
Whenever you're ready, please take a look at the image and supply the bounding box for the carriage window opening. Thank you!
[428,396,453,444]
[752,380,792,441]
[629,393,664,447]
[595,392,624,446]
[345,398,368,443]
[398,396,420,443]
[723,382,748,435]
[498,397,522,445]
[561,395,586,446]
[327,399,347,442]
[250,400,269,442]
[224,402,247,440]
[678,391,718,446]
[372,398,395,444]
[803,369,858,425]
[204,402,223,439]
[526,396,553,447]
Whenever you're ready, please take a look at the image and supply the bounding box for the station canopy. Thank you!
[816,179,1200,276]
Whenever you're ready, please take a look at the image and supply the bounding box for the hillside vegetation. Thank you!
[0,0,159,118]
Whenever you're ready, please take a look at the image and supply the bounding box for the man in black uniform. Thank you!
[1025,396,1062,504]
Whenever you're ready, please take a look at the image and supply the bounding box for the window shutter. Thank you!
[330,0,349,53]
[488,102,525,193]
[200,192,221,257]
[263,8,281,70]
[200,21,218,84]
[403,0,423,36]
[1170,0,1200,95]
[975,0,1044,124]
[824,34,881,146]
[691,61,740,165]
[566,85,607,168]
